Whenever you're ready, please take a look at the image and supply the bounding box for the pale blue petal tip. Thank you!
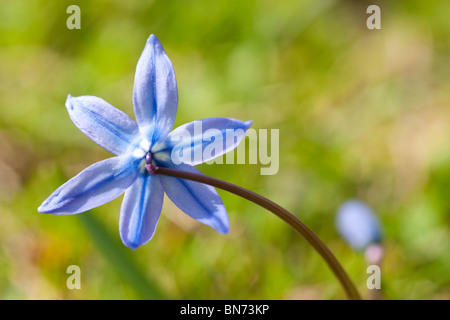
[122,234,152,250]
[65,94,74,109]
[147,34,161,47]
[210,212,230,234]
[217,221,230,234]
[37,204,47,213]
[124,241,140,251]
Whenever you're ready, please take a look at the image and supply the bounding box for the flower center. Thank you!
[131,138,151,158]
[145,152,156,174]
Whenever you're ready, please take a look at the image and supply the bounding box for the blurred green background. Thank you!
[0,0,449,299]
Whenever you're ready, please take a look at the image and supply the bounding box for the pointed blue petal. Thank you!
[153,118,252,166]
[119,173,164,250]
[66,95,140,155]
[38,155,140,215]
[133,34,178,143]
[157,161,229,234]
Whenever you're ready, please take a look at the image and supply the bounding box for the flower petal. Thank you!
[153,118,252,166]
[38,155,140,215]
[119,173,164,250]
[133,34,178,143]
[66,95,140,155]
[157,161,229,234]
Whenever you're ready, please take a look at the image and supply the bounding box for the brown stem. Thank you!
[153,165,361,300]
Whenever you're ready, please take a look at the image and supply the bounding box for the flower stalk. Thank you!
[153,165,362,300]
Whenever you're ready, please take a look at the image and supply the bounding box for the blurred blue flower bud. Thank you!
[336,200,382,252]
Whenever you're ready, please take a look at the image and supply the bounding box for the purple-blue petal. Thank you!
[38,155,140,215]
[154,118,252,166]
[119,173,164,250]
[157,161,229,234]
[66,95,140,155]
[133,34,178,144]
[336,200,383,251]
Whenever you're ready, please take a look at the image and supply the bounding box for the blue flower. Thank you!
[38,34,252,249]
[335,200,382,252]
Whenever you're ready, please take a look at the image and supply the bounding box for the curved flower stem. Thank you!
[153,166,361,300]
